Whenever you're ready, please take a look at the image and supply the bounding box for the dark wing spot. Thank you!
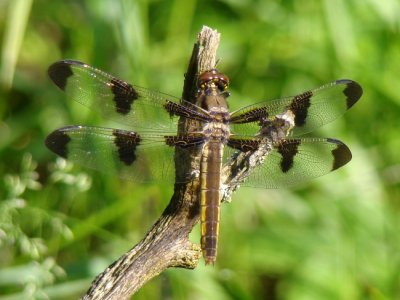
[164,101,211,122]
[230,107,269,124]
[337,80,363,109]
[48,61,74,91]
[277,140,301,173]
[164,135,205,149]
[111,79,139,115]
[287,91,312,127]
[327,138,352,170]
[227,138,262,152]
[45,129,71,158]
[113,129,141,165]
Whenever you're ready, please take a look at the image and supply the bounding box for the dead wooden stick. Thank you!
[82,26,220,300]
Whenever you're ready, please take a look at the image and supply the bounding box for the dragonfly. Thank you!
[45,60,363,264]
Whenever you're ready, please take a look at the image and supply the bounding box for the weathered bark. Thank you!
[82,26,221,300]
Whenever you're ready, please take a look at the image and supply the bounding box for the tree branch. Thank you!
[82,26,221,300]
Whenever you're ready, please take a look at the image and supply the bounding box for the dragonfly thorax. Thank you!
[201,120,230,144]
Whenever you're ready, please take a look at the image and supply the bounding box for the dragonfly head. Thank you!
[198,69,230,96]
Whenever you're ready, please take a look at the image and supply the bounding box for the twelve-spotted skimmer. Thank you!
[45,60,362,264]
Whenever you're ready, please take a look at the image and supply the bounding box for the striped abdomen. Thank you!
[200,140,224,265]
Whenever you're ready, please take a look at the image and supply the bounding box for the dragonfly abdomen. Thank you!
[200,141,223,265]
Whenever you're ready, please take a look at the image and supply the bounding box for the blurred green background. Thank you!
[1,0,399,299]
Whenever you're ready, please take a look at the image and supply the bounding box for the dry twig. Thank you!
[82,26,221,300]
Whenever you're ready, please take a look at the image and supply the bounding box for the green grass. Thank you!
[1,0,399,299]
